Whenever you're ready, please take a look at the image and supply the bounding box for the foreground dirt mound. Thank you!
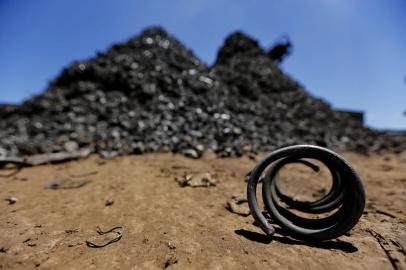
[1,152,405,269]
[0,27,404,159]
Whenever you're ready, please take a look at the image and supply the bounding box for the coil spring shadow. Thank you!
[247,145,365,241]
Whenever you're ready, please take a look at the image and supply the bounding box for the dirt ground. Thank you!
[0,151,405,269]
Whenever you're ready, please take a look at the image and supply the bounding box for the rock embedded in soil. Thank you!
[175,172,217,188]
[4,196,18,205]
[0,27,404,160]
[226,195,250,217]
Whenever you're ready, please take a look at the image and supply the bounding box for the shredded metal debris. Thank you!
[0,148,92,167]
[0,27,404,163]
[44,179,91,189]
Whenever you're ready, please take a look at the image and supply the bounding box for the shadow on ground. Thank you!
[235,229,358,253]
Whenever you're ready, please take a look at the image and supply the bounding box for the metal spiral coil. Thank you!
[247,145,365,241]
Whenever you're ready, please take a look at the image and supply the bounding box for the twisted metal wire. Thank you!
[247,145,365,241]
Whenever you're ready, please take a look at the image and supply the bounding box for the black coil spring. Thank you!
[247,145,365,241]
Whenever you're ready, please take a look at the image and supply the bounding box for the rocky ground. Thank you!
[1,151,405,269]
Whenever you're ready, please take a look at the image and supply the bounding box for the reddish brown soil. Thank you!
[1,152,405,269]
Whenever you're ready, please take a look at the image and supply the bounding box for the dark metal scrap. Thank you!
[247,145,365,241]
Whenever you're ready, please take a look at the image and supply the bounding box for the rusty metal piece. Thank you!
[0,148,92,167]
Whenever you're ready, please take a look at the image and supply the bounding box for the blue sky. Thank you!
[0,0,405,129]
